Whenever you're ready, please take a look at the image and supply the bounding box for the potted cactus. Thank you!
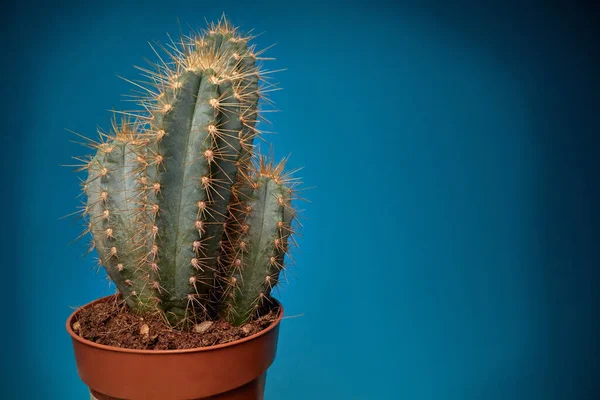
[66,17,300,400]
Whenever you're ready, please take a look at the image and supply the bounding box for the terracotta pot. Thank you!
[66,295,283,400]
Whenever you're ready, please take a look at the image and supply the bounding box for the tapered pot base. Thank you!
[90,373,266,400]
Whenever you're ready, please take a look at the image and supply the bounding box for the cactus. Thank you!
[72,17,299,327]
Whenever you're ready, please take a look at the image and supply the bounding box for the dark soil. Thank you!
[71,296,279,350]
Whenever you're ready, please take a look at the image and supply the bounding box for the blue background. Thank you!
[3,1,599,399]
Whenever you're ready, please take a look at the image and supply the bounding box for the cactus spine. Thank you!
[75,17,299,327]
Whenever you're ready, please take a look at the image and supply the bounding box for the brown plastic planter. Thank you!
[66,295,283,400]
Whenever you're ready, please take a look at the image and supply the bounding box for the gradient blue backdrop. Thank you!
[3,1,599,399]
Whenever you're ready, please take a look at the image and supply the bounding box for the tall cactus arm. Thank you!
[146,70,217,321]
[136,22,263,323]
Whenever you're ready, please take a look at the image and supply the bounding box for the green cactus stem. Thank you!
[139,20,262,323]
[85,120,158,312]
[221,157,296,326]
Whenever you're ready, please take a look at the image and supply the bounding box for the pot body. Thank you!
[67,295,283,400]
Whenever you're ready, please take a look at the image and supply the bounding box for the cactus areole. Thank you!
[66,16,302,400]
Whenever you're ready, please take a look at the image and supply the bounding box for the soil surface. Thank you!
[71,296,279,350]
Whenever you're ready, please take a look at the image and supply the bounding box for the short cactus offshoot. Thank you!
[85,119,159,313]
[219,156,299,325]
[70,17,301,328]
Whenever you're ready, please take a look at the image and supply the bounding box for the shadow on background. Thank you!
[2,0,599,399]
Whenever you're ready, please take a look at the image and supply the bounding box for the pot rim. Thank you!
[66,294,284,355]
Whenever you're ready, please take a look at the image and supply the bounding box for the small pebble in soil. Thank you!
[241,324,254,336]
[194,321,213,334]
